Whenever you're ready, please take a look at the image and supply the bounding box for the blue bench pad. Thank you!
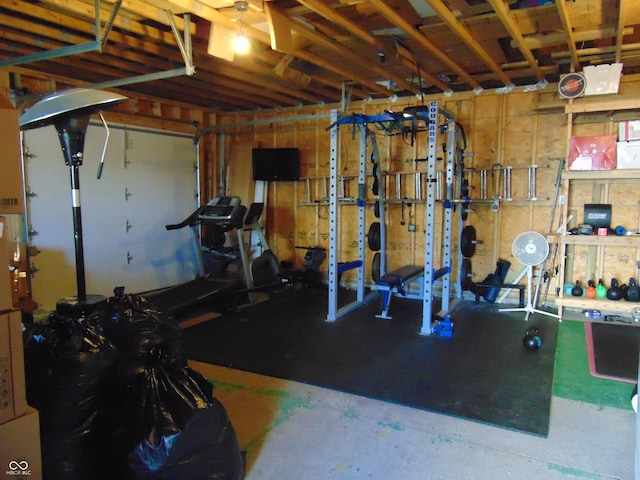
[376,265,424,288]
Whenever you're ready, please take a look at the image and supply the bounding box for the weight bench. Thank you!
[375,265,450,319]
[474,283,525,307]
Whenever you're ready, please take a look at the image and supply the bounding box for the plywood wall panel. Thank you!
[567,245,638,287]
[264,117,291,259]
[227,126,255,203]
[211,78,640,301]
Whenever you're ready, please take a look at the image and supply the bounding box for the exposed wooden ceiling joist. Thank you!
[485,0,545,83]
[0,0,636,112]
[555,0,580,71]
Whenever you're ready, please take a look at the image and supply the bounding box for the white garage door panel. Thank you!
[24,123,198,311]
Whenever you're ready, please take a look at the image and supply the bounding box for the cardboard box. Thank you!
[0,217,12,312]
[0,310,27,424]
[568,135,617,171]
[0,407,42,480]
[617,140,640,169]
[9,241,29,308]
[619,120,640,141]
[0,95,24,215]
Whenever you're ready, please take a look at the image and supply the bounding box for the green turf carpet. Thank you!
[553,320,635,410]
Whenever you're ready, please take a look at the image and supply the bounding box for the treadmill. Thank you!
[146,196,247,315]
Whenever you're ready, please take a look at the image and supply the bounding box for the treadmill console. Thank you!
[198,196,245,230]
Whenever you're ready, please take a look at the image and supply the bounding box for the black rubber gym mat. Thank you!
[587,322,639,382]
[180,288,558,437]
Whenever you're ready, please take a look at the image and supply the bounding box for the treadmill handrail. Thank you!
[165,205,207,230]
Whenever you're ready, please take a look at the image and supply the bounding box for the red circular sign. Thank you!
[558,73,586,98]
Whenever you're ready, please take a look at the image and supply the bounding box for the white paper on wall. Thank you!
[583,63,623,96]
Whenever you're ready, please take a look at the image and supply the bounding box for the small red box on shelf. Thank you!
[568,135,617,170]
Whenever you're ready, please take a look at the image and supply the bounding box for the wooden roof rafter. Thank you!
[555,0,580,71]
[287,15,417,94]
[423,0,514,87]
[295,0,452,93]
[1,0,639,112]
[615,0,628,63]
[365,0,483,92]
[485,0,546,83]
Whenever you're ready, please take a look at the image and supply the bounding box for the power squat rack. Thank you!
[325,101,463,336]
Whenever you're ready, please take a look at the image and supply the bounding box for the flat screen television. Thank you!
[252,147,301,181]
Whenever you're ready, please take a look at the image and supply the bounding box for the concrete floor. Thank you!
[189,361,636,480]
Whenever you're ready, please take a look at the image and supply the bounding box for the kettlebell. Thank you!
[563,283,574,296]
[595,279,607,298]
[621,282,629,299]
[586,280,596,299]
[606,278,623,301]
[522,326,542,351]
[571,280,583,297]
[625,278,640,302]
[525,326,539,337]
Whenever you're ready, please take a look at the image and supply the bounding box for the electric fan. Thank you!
[500,231,560,320]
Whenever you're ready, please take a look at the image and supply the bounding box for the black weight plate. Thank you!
[461,178,470,198]
[461,225,476,258]
[374,200,380,219]
[461,258,473,291]
[368,222,381,252]
[372,252,381,282]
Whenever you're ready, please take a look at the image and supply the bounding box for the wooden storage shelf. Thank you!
[554,102,640,320]
[562,235,640,246]
[563,169,640,182]
[556,296,640,313]
[564,95,640,114]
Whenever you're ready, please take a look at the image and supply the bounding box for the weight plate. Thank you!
[461,258,473,291]
[461,225,476,258]
[372,252,381,282]
[374,200,380,219]
[461,178,470,198]
[368,222,381,252]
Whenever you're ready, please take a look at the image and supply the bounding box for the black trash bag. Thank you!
[128,399,244,480]
[23,312,120,480]
[85,287,187,377]
[116,356,243,480]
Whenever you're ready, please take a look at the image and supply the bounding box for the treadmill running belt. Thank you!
[146,278,238,315]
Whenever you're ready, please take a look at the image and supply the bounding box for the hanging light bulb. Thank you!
[233,0,250,54]
[234,31,250,54]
